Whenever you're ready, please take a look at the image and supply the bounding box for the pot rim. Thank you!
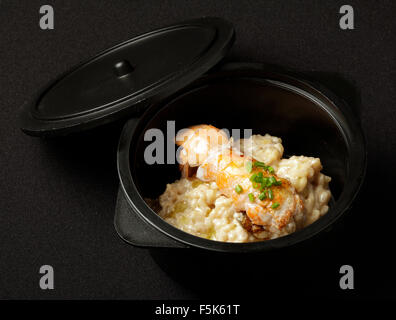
[117,62,367,253]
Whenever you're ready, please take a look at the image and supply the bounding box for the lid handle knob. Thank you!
[114,60,134,77]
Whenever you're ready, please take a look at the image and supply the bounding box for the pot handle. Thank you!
[114,189,189,248]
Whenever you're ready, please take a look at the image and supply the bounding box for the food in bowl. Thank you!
[149,125,331,243]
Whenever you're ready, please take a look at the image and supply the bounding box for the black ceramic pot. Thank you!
[19,17,366,253]
[115,62,366,253]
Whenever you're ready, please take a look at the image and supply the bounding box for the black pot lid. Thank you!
[20,17,235,136]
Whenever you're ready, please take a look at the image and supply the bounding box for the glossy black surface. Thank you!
[117,63,366,252]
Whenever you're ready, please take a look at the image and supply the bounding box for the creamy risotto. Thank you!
[153,132,331,243]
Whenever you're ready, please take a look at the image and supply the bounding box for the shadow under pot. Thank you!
[115,63,366,253]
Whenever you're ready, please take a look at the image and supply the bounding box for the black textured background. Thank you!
[0,0,395,300]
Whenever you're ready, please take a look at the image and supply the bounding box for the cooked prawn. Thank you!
[175,124,303,230]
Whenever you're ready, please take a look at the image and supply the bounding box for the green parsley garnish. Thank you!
[258,192,266,200]
[272,202,280,209]
[253,161,268,169]
[269,176,277,185]
[245,161,253,173]
[252,172,263,184]
[235,184,243,194]
[253,161,275,174]
[261,177,270,187]
[247,162,281,204]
